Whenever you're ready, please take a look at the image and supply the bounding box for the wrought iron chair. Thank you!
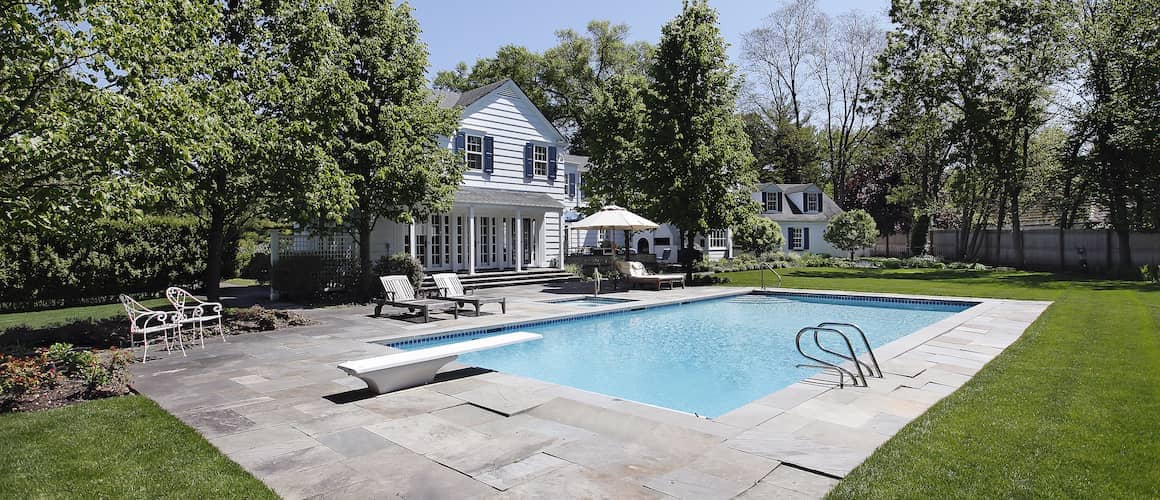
[120,294,182,361]
[165,287,226,348]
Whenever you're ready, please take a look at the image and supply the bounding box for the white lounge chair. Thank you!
[373,275,459,322]
[616,260,686,290]
[431,273,507,316]
[338,332,543,393]
[166,286,226,347]
[120,294,182,361]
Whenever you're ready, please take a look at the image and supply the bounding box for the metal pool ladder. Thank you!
[794,322,883,388]
[760,263,782,289]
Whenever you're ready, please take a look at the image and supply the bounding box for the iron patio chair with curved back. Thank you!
[120,294,183,361]
[165,287,226,348]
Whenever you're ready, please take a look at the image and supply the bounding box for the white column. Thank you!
[515,211,523,272]
[451,214,459,272]
[408,222,416,259]
[468,207,476,275]
[558,212,566,269]
[500,217,509,270]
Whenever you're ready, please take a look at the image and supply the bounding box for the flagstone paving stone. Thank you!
[129,284,1048,498]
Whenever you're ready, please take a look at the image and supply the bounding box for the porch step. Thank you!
[418,268,576,292]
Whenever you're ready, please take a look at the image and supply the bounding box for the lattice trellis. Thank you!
[270,232,358,298]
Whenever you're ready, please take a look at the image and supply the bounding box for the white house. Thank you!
[356,79,570,273]
[753,182,846,256]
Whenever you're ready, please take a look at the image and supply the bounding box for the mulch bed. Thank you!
[1,378,129,414]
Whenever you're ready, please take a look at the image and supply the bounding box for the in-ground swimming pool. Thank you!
[389,293,975,417]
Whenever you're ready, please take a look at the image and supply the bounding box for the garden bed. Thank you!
[1,305,314,414]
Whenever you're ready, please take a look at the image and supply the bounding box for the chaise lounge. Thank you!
[616,260,686,291]
[431,273,507,316]
[373,275,459,323]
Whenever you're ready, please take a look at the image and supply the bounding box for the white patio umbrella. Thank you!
[569,205,658,263]
[569,205,658,295]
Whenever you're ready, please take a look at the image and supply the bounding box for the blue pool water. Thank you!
[394,293,973,417]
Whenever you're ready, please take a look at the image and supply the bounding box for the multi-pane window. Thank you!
[456,217,463,265]
[465,134,483,169]
[708,230,727,248]
[790,228,804,250]
[806,192,820,212]
[533,145,548,176]
[566,173,577,198]
[479,217,491,264]
[763,192,779,212]
[654,237,671,246]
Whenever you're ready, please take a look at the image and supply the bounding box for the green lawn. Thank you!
[0,298,170,331]
[0,395,275,499]
[722,268,1159,498]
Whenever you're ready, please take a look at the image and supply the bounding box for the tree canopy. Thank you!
[824,209,879,259]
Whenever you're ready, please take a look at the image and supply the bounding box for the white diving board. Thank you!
[338,331,543,394]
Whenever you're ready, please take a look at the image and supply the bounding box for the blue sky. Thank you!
[412,0,891,79]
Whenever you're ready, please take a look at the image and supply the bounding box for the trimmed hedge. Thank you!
[0,218,205,310]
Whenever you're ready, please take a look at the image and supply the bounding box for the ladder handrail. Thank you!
[817,322,883,378]
[795,326,868,387]
[760,263,783,290]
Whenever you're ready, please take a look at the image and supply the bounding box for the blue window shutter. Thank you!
[761,192,768,209]
[547,146,558,180]
[786,227,793,250]
[803,227,810,250]
[523,142,534,178]
[454,132,465,154]
[483,136,494,173]
[777,193,783,212]
[567,173,576,197]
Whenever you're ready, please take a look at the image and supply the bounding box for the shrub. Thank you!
[902,255,945,269]
[0,217,205,309]
[734,217,784,256]
[372,253,425,291]
[565,263,584,278]
[823,209,879,260]
[1141,264,1159,283]
[0,351,59,395]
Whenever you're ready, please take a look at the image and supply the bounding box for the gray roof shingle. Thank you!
[453,185,564,209]
[434,79,509,110]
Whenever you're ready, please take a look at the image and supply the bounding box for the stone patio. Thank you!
[131,283,1050,499]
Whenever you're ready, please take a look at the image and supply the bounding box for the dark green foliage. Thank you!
[1141,264,1159,284]
[372,253,425,291]
[0,218,204,308]
[734,217,784,256]
[823,209,879,259]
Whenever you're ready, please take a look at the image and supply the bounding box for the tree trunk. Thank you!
[910,214,930,257]
[1116,228,1132,274]
[994,191,1007,266]
[1011,188,1025,269]
[205,204,226,302]
[684,231,696,282]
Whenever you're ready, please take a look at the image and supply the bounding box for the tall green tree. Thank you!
[116,0,356,301]
[582,74,652,215]
[433,45,546,111]
[874,0,1070,264]
[645,0,758,279]
[1068,0,1160,270]
[327,0,463,294]
[1,0,171,233]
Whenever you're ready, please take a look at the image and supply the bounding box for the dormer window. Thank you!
[806,192,820,213]
[762,191,781,212]
[465,134,483,169]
